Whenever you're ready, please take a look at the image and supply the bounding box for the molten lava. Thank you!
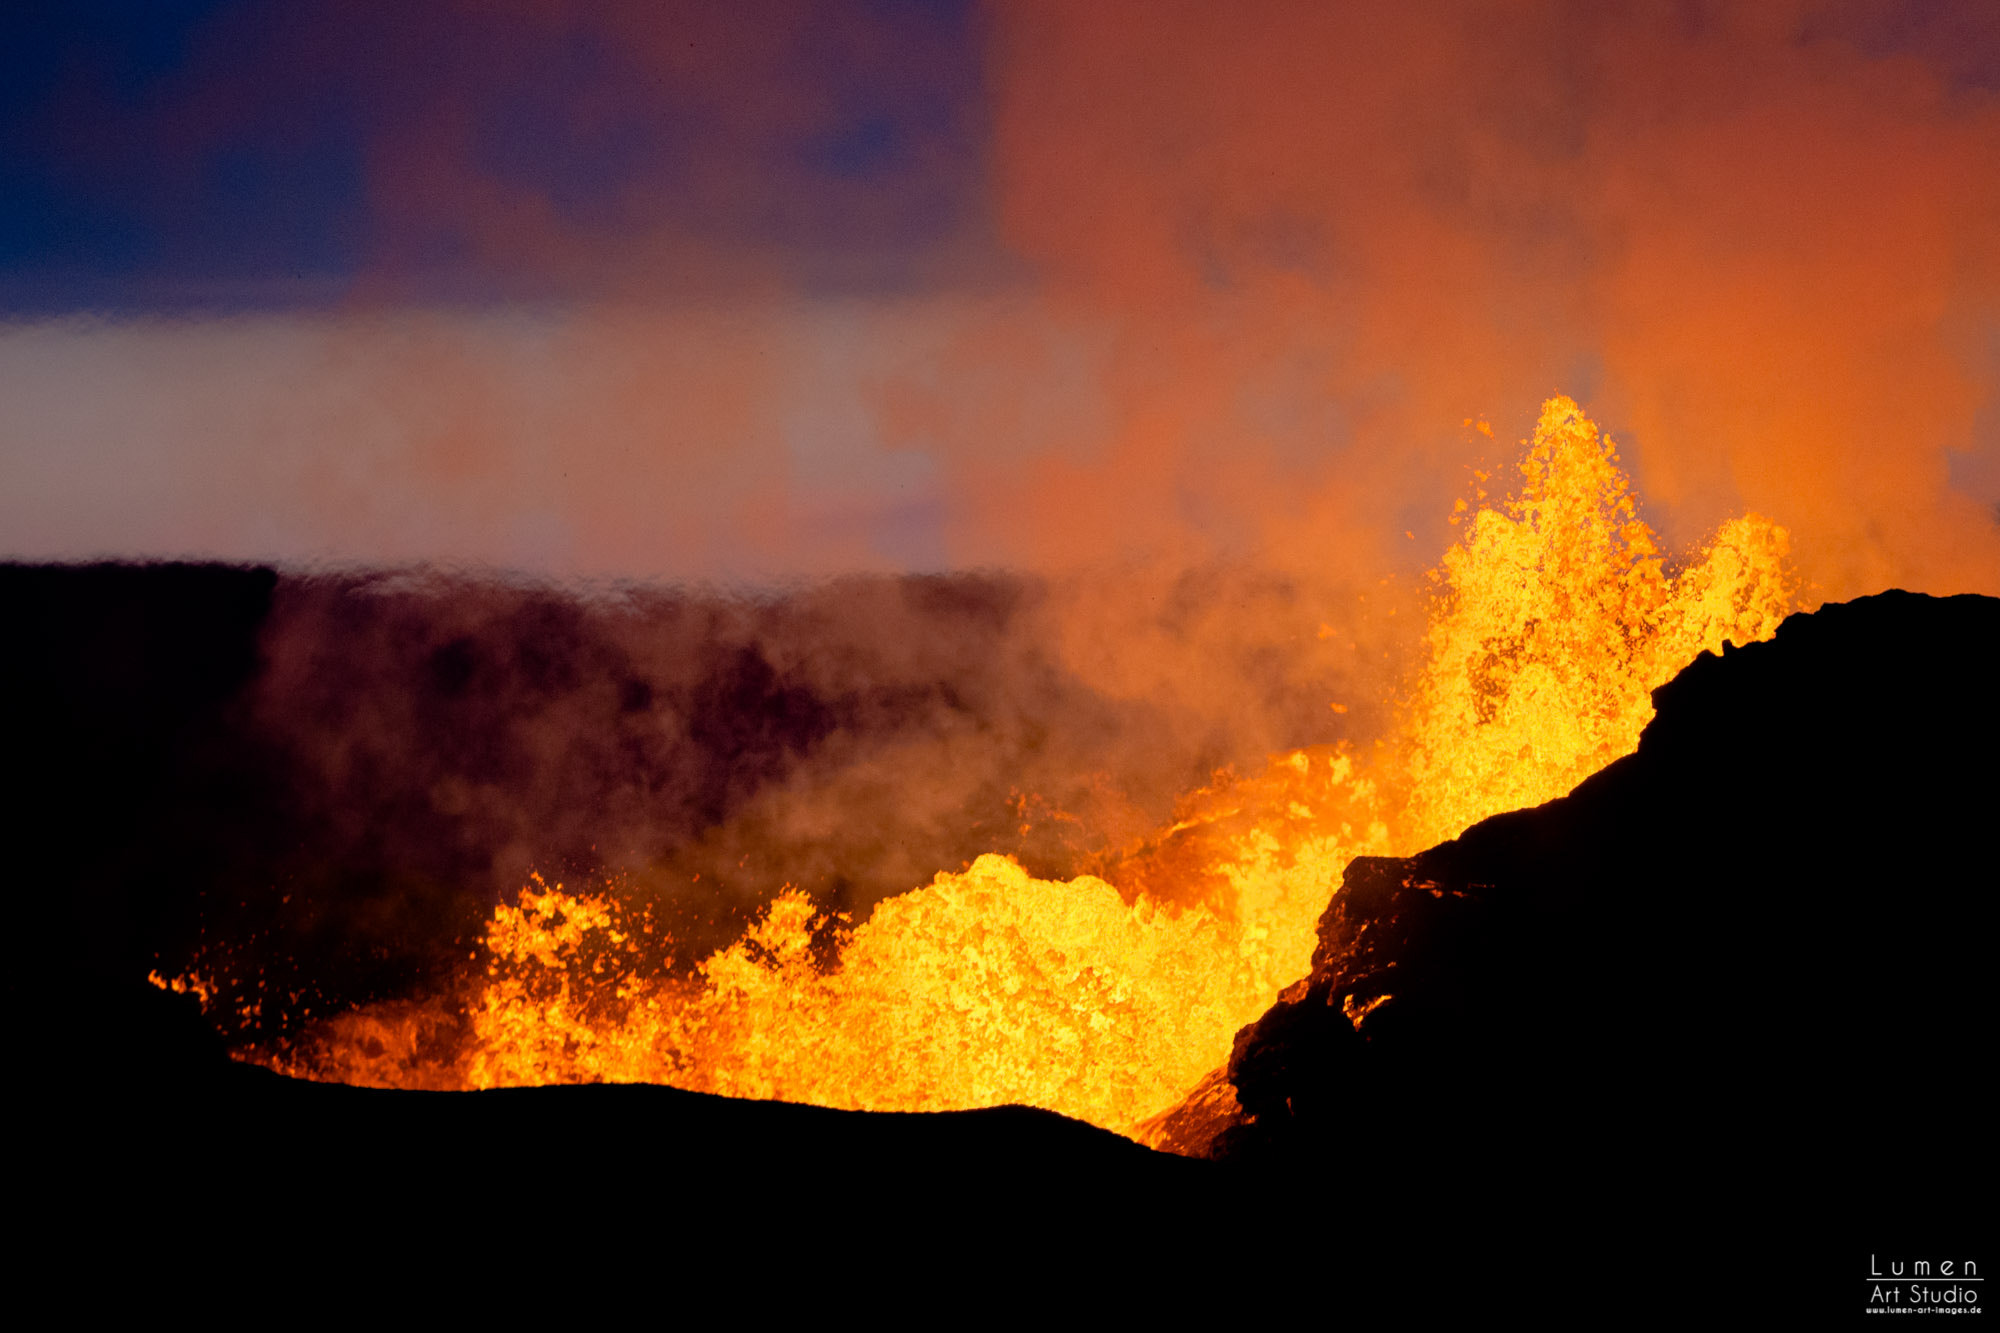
[159,397,1796,1135]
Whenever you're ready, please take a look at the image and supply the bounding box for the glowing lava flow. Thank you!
[172,397,1795,1134]
[1399,399,1792,849]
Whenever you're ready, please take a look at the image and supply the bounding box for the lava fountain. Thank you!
[158,397,1795,1137]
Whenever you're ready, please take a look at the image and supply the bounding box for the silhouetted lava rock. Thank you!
[1130,1065,1245,1157]
[19,580,1992,1304]
[8,562,1250,1289]
[36,986,1218,1285]
[1204,590,1995,1308]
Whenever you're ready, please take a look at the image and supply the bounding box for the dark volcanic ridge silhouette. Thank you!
[1145,588,1994,1307]
[1209,589,1994,1173]
[9,571,1990,1308]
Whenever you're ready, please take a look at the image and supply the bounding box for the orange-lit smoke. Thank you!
[175,398,1797,1136]
[926,0,2000,595]
[11,4,1998,972]
[8,2,1995,601]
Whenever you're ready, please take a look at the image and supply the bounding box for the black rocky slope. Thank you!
[31,979,1223,1293]
[1204,590,1994,1312]
[4,563,1223,1290]
[16,583,1991,1310]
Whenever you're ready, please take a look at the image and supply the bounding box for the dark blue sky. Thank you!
[0,0,990,315]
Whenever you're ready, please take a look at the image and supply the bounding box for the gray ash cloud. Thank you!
[7,561,1373,1047]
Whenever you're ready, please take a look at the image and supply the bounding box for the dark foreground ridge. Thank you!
[1166,589,1996,1314]
[39,978,1224,1286]
[17,587,1995,1311]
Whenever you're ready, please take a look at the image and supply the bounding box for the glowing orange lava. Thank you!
[157,397,1796,1136]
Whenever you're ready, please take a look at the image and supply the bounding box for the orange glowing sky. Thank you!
[3,1,1997,599]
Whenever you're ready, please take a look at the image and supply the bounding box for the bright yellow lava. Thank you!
[176,397,1795,1135]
